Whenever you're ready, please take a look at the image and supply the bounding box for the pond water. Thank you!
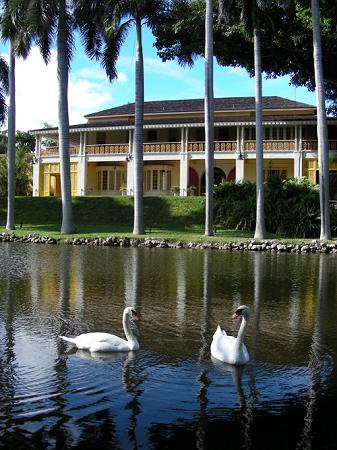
[1,243,337,449]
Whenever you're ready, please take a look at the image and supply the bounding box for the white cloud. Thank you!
[3,46,114,131]
[76,67,128,83]
[224,66,250,77]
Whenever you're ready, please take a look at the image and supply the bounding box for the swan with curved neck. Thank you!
[59,307,139,352]
[211,305,250,365]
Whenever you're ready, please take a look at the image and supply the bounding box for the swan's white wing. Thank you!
[89,334,130,352]
[213,324,227,340]
[71,332,119,350]
[211,334,236,363]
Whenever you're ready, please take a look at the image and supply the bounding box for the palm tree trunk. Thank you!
[311,0,331,240]
[6,40,15,231]
[58,0,74,234]
[204,0,214,236]
[253,10,266,240]
[133,17,144,235]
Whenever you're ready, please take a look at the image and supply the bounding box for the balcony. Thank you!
[302,140,337,151]
[143,142,181,153]
[39,139,337,158]
[188,141,237,152]
[41,146,79,156]
[244,140,295,151]
[86,144,129,154]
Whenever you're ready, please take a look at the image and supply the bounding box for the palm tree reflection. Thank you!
[297,255,331,449]
[196,251,212,449]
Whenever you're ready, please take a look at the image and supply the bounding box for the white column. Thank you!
[35,135,41,157]
[235,126,244,182]
[236,157,244,182]
[32,163,40,196]
[127,129,134,195]
[294,151,303,178]
[32,135,41,196]
[180,128,188,196]
[77,132,87,195]
[77,155,87,195]
[236,125,241,155]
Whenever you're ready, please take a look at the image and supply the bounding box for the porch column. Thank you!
[79,130,86,155]
[77,155,87,195]
[32,163,40,196]
[77,132,87,195]
[235,126,244,182]
[294,151,303,178]
[32,135,41,196]
[180,127,188,196]
[294,125,303,178]
[127,129,134,195]
[235,156,244,182]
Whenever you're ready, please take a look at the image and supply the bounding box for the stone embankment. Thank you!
[1,232,337,253]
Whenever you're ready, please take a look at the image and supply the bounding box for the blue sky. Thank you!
[1,25,317,131]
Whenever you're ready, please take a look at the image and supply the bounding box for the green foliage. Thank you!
[214,177,333,238]
[16,131,35,153]
[214,181,256,230]
[0,156,6,196]
[0,149,32,196]
[153,0,337,114]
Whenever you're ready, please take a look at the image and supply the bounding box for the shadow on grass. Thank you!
[2,196,258,240]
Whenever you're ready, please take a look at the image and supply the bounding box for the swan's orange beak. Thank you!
[232,312,239,320]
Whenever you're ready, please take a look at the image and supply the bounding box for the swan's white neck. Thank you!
[234,314,248,353]
[123,310,139,350]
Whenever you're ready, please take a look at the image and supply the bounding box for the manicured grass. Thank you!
[0,195,327,243]
[0,195,256,242]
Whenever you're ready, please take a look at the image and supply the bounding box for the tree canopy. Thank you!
[153,0,337,113]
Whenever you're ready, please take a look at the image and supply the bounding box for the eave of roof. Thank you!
[30,115,337,136]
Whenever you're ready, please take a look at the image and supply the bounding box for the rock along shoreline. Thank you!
[1,232,337,254]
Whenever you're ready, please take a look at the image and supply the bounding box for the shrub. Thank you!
[214,177,327,238]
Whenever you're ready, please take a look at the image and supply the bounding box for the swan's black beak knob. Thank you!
[132,310,139,321]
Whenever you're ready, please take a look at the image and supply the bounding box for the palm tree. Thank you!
[1,0,28,231]
[24,0,75,233]
[77,0,167,235]
[251,2,266,240]
[5,40,14,230]
[204,0,214,237]
[311,0,331,240]
[218,0,266,238]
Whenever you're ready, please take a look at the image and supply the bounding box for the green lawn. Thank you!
[0,195,324,243]
[0,195,257,242]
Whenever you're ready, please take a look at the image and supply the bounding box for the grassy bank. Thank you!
[0,196,256,242]
[0,195,327,243]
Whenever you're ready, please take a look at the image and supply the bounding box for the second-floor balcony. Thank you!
[39,139,337,157]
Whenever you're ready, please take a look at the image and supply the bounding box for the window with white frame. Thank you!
[144,169,172,191]
[96,168,126,192]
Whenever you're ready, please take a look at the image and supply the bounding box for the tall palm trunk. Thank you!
[311,0,331,240]
[253,9,266,239]
[6,40,15,231]
[133,17,144,235]
[204,0,214,236]
[58,0,74,234]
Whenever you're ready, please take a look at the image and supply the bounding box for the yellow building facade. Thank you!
[31,96,337,198]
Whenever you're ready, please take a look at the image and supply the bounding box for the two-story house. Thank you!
[31,96,337,198]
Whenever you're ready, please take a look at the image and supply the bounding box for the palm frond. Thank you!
[74,0,104,60]
[0,56,9,93]
[101,19,132,82]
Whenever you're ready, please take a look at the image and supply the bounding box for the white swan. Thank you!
[59,307,139,352]
[211,305,250,365]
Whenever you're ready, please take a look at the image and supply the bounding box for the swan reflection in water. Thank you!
[69,348,141,449]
